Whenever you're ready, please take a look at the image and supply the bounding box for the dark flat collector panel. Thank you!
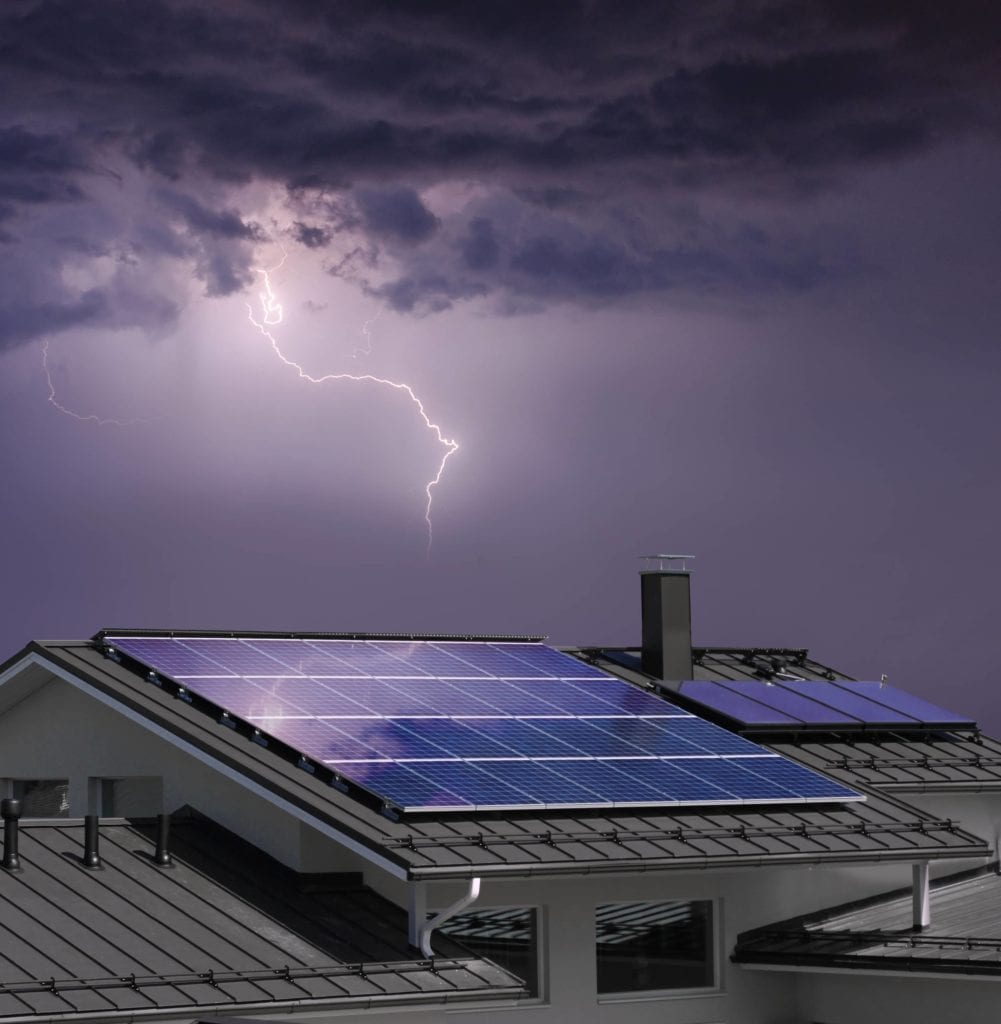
[106,636,862,812]
[834,681,975,730]
[678,677,975,732]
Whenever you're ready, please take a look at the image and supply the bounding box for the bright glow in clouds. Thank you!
[246,252,459,556]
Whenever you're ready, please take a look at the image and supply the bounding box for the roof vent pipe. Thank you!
[1,799,22,872]
[82,815,101,869]
[154,813,172,867]
[639,555,694,681]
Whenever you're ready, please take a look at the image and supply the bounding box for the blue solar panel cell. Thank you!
[243,679,373,716]
[402,760,537,807]
[446,681,568,716]
[473,759,604,804]
[694,758,799,800]
[116,638,232,677]
[492,644,608,678]
[528,719,649,757]
[742,757,860,799]
[304,641,429,677]
[565,680,683,716]
[332,761,472,809]
[670,718,769,755]
[261,718,388,761]
[544,759,667,802]
[392,719,515,758]
[106,634,864,812]
[174,677,305,719]
[374,642,492,678]
[428,643,548,678]
[245,640,358,676]
[177,639,295,676]
[463,719,592,757]
[609,759,735,802]
[332,719,451,760]
[584,718,710,757]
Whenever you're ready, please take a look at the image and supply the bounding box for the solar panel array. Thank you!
[104,635,861,812]
[677,678,975,733]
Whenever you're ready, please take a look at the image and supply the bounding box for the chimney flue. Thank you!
[2,799,22,872]
[82,814,101,869]
[640,555,694,681]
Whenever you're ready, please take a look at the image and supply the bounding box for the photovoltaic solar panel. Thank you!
[677,678,976,733]
[103,635,862,812]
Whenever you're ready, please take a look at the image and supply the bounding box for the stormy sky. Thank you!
[1,1,999,727]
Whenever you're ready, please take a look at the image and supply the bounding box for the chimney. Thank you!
[1,799,22,872]
[640,555,694,680]
[82,815,101,869]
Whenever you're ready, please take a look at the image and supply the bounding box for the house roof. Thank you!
[734,863,1001,977]
[0,813,524,1022]
[586,647,1000,793]
[2,641,989,880]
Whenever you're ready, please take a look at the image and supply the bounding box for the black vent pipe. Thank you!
[1,799,21,872]
[82,815,101,869]
[154,813,171,867]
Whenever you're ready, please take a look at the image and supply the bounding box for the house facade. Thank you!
[0,565,996,1023]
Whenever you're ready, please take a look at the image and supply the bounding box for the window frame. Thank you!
[5,778,71,818]
[594,897,722,1003]
[435,902,547,1007]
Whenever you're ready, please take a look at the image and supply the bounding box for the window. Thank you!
[436,906,541,998]
[595,900,716,997]
[11,779,70,818]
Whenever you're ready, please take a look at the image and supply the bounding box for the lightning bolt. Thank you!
[42,339,152,427]
[246,254,459,556]
[352,307,382,361]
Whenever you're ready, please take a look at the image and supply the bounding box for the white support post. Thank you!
[912,861,930,929]
[408,881,427,949]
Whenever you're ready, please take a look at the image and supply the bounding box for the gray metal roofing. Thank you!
[734,864,1001,976]
[0,815,523,1022]
[769,734,1001,792]
[10,642,991,880]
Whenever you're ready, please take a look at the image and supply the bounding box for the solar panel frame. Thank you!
[105,634,864,813]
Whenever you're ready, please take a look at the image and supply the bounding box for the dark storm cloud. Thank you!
[354,188,439,245]
[1,0,998,342]
[293,221,332,249]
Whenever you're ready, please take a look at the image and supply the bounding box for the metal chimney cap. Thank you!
[639,554,695,571]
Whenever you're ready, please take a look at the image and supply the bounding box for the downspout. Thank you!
[419,877,482,958]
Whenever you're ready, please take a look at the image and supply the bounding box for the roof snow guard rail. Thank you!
[94,628,547,643]
[0,959,496,999]
[747,929,1001,953]
[383,818,961,850]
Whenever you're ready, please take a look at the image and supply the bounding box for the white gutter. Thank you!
[420,877,482,958]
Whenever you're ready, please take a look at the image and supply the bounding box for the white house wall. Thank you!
[793,970,1001,1024]
[0,671,305,867]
